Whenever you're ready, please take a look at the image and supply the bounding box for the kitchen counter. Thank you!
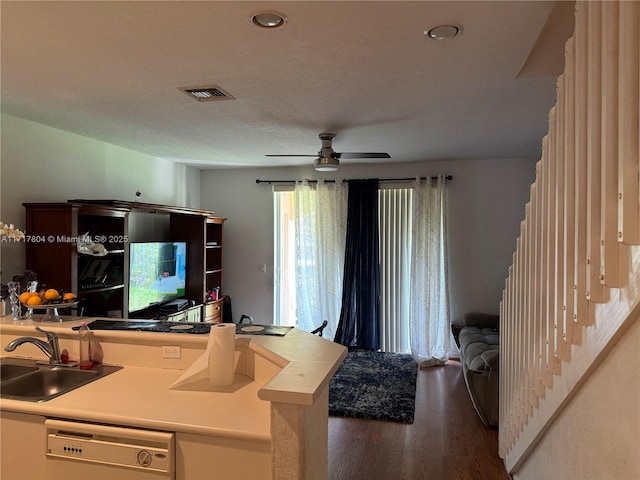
[2,362,272,441]
[0,315,347,479]
[0,315,346,436]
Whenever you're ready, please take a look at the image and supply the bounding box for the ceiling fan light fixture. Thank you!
[251,11,287,29]
[267,132,388,170]
[314,157,339,172]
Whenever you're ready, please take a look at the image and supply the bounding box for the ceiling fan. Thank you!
[266,133,391,171]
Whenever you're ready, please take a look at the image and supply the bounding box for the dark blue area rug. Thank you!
[329,350,418,423]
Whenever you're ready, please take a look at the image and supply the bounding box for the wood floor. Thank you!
[328,359,510,480]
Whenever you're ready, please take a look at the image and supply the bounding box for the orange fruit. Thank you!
[19,292,32,304]
[27,295,43,306]
[44,289,61,301]
[62,292,77,301]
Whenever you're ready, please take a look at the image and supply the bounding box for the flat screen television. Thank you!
[128,241,187,314]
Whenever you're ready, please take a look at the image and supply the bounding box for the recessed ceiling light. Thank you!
[251,11,287,29]
[425,25,461,40]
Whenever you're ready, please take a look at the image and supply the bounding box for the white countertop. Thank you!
[0,315,347,441]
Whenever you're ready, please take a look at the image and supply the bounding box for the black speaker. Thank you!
[223,295,233,323]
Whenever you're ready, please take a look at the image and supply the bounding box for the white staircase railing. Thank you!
[500,0,639,471]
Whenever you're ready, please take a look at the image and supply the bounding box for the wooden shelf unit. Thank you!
[23,202,129,317]
[203,217,225,323]
[23,201,226,320]
[205,217,224,292]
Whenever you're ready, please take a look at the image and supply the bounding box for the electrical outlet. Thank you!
[162,345,181,359]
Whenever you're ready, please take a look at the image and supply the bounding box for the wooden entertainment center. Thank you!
[23,200,225,322]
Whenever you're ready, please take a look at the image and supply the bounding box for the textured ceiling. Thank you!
[0,1,574,169]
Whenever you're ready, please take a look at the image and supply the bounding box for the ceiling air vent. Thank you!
[178,85,235,102]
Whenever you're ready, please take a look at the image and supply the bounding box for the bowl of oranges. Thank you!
[20,289,78,322]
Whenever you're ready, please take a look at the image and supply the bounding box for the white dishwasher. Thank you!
[44,419,175,480]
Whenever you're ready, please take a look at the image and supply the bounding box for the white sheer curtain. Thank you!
[410,175,450,367]
[293,180,347,340]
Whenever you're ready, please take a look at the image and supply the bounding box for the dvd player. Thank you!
[159,299,189,313]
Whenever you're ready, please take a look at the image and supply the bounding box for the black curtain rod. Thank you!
[256,175,452,185]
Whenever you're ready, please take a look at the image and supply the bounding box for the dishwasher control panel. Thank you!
[45,419,174,475]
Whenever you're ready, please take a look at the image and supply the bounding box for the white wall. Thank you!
[0,114,200,282]
[199,157,536,326]
[514,314,640,480]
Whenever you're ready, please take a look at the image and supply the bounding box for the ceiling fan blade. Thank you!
[336,152,391,159]
[265,154,318,157]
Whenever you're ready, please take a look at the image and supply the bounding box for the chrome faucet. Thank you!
[4,326,65,366]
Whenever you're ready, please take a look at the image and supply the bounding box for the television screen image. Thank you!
[129,242,187,314]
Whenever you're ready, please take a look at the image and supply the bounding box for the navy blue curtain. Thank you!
[333,179,380,350]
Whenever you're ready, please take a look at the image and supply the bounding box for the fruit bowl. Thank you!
[20,289,76,305]
[20,289,79,322]
[24,302,80,322]
[26,301,79,310]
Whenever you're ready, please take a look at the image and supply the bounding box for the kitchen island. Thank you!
[0,315,346,479]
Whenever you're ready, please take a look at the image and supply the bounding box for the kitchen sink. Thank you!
[0,363,39,382]
[0,358,122,402]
